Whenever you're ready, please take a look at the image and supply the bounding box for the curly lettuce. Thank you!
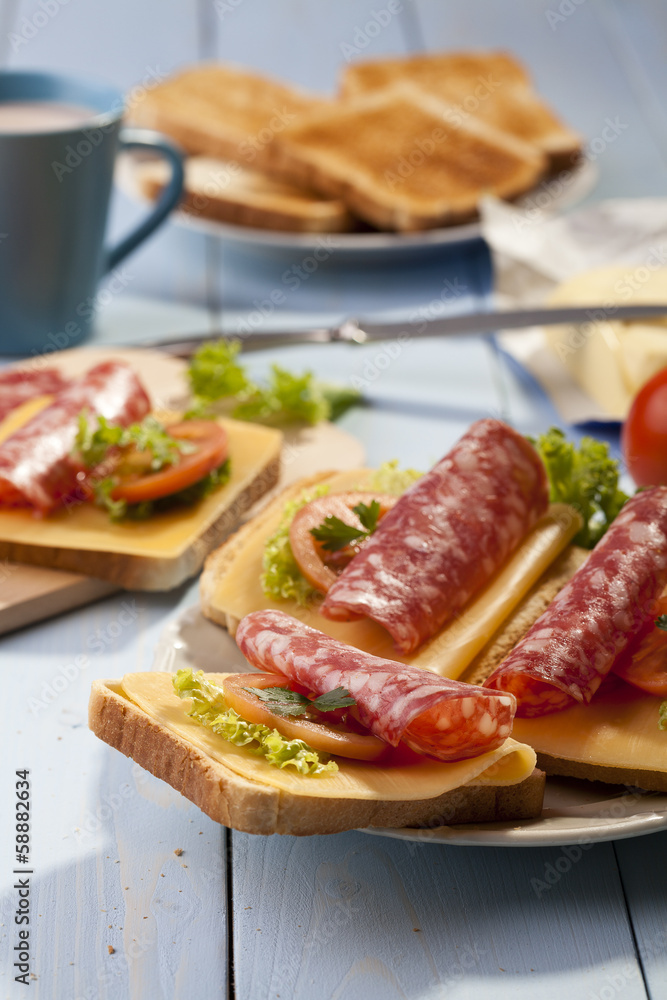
[187,339,360,425]
[366,459,423,496]
[173,668,337,776]
[261,485,330,604]
[529,427,629,548]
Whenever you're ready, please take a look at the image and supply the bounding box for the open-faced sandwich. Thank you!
[0,353,282,589]
[89,416,667,835]
[194,416,667,797]
[89,607,543,835]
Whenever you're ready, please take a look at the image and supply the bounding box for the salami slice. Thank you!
[0,367,69,421]
[235,609,517,762]
[0,361,150,513]
[321,419,549,654]
[485,487,667,717]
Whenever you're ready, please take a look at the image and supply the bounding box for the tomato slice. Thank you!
[111,420,227,504]
[289,491,397,594]
[222,672,387,761]
[612,595,667,696]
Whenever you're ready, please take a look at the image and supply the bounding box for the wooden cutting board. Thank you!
[0,346,364,635]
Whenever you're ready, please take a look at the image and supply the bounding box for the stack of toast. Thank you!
[130,53,581,233]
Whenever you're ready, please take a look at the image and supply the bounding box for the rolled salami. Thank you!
[321,419,549,654]
[235,609,517,762]
[0,367,69,421]
[0,361,150,513]
[485,487,667,716]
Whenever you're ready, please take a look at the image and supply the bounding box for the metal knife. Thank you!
[144,303,667,358]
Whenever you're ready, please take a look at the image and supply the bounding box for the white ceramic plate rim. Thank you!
[117,155,598,254]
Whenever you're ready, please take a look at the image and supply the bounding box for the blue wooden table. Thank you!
[2,2,667,998]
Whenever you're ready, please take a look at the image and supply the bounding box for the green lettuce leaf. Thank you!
[366,459,422,496]
[261,485,330,603]
[529,427,629,548]
[186,339,360,425]
[172,668,337,775]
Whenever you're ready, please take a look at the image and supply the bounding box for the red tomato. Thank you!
[622,367,667,486]
[111,420,227,504]
[289,491,397,594]
[222,672,387,761]
[612,595,667,697]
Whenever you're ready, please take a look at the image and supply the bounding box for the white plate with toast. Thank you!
[152,604,667,848]
[116,152,597,257]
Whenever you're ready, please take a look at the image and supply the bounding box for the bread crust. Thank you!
[138,157,355,234]
[89,679,545,835]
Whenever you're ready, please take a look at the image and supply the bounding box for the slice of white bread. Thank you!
[89,676,545,835]
[127,63,324,172]
[136,155,355,233]
[270,82,547,230]
[341,52,582,172]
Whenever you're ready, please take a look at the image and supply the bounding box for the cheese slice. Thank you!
[543,265,667,419]
[122,671,537,799]
[512,676,667,775]
[205,466,581,675]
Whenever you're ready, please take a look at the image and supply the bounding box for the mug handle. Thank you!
[105,127,184,272]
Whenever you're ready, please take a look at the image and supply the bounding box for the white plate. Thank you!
[117,153,598,257]
[153,605,667,847]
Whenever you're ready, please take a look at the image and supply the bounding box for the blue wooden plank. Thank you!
[211,0,409,94]
[613,832,667,1000]
[231,830,647,1000]
[0,583,231,1000]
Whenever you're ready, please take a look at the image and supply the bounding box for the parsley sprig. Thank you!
[244,685,356,718]
[310,500,381,552]
[656,615,667,631]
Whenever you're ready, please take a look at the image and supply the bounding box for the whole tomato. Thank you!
[622,367,667,486]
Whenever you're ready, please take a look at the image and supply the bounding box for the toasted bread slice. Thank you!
[341,50,531,97]
[89,676,545,835]
[128,64,324,171]
[137,155,355,233]
[271,82,547,230]
[341,52,581,172]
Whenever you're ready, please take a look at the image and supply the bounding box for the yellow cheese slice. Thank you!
[512,676,667,774]
[0,416,281,560]
[544,265,667,419]
[206,465,580,675]
[122,672,537,799]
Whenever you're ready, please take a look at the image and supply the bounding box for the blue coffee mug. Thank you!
[0,70,184,356]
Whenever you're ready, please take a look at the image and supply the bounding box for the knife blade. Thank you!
[145,303,667,358]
